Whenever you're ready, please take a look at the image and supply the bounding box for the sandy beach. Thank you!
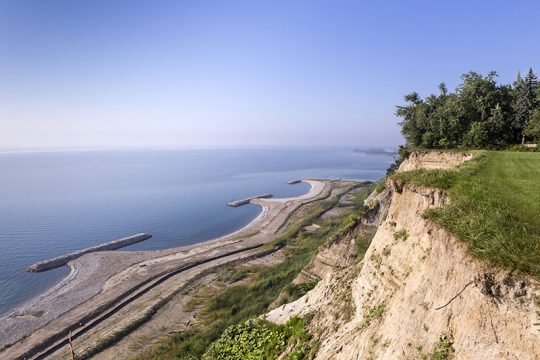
[0,179,340,358]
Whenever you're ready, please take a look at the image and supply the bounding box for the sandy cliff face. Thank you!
[398,151,473,171]
[267,152,540,360]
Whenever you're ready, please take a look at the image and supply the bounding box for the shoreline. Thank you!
[0,181,311,318]
[0,180,330,352]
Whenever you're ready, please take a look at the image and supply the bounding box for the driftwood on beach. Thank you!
[27,233,152,272]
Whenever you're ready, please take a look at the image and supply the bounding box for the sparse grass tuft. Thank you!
[393,229,409,242]
[358,304,385,332]
[420,335,454,360]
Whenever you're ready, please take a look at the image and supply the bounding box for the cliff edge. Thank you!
[267,152,540,359]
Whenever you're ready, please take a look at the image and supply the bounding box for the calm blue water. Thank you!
[0,148,394,315]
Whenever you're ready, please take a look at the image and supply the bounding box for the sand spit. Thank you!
[0,179,344,358]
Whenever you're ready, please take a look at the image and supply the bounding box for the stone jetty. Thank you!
[27,233,152,272]
[227,193,273,207]
[287,179,303,184]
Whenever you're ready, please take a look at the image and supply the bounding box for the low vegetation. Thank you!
[393,229,409,242]
[393,151,540,278]
[287,279,319,299]
[375,182,386,194]
[358,304,385,332]
[419,335,455,360]
[202,317,311,360]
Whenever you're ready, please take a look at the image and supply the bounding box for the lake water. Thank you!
[0,147,394,315]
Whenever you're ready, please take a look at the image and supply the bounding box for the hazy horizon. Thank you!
[1,1,539,150]
[0,144,400,154]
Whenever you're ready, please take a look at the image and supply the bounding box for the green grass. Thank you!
[393,151,540,278]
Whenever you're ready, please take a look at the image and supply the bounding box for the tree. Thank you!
[525,68,539,108]
[395,70,520,149]
[512,69,539,143]
[396,92,424,146]
[524,109,540,142]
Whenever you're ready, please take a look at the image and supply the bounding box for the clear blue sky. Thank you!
[1,1,539,150]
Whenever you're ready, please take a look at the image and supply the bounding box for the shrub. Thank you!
[393,229,409,242]
[202,317,310,360]
[375,182,386,194]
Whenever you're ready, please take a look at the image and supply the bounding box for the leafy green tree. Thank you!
[395,69,535,149]
[478,104,508,148]
[396,92,424,146]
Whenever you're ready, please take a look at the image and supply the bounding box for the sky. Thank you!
[1,1,539,150]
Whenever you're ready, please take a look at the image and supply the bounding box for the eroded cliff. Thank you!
[267,152,540,359]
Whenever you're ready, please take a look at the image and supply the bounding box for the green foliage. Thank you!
[386,145,410,176]
[398,151,540,278]
[420,335,454,360]
[396,69,540,149]
[513,69,539,143]
[393,229,409,242]
[355,235,372,263]
[508,143,540,152]
[375,182,386,194]
[291,279,319,296]
[358,304,385,332]
[524,109,540,141]
[216,265,250,284]
[202,317,310,360]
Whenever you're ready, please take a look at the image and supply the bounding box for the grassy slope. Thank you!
[394,151,540,277]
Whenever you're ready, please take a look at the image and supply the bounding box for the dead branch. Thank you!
[435,281,475,310]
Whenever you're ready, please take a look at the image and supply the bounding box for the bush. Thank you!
[202,317,310,360]
[386,145,410,176]
[507,144,539,152]
[375,182,386,194]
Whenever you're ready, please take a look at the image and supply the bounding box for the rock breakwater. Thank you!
[27,233,152,272]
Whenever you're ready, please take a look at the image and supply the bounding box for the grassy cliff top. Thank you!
[393,151,540,278]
